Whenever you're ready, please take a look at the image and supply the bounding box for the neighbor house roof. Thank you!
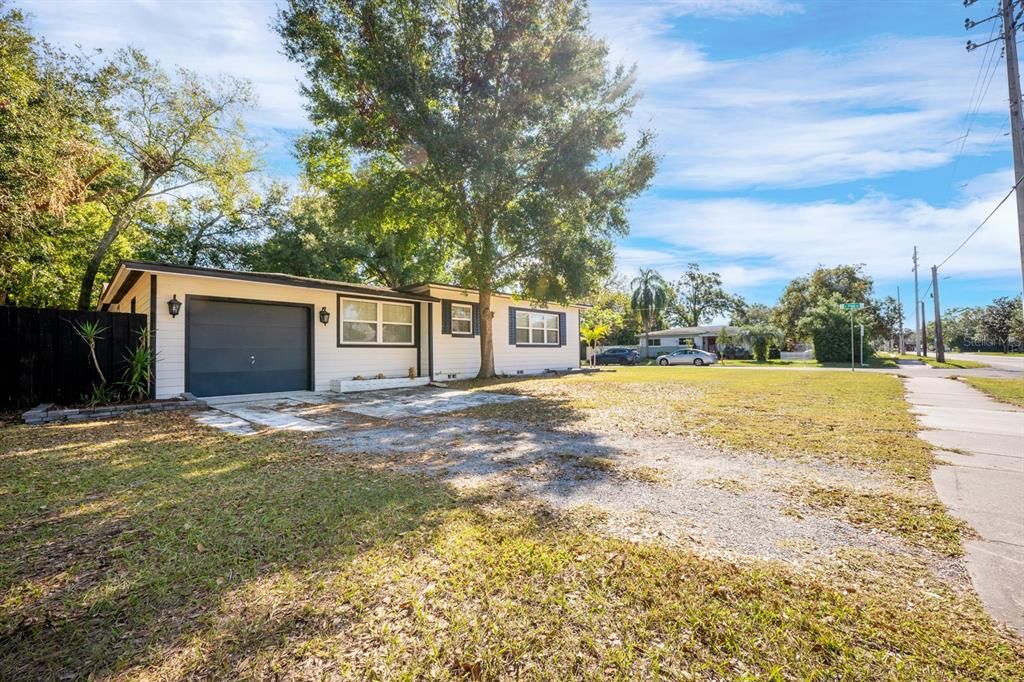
[647,325,742,337]
[98,261,439,309]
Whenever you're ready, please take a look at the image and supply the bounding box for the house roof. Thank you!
[99,261,439,308]
[647,325,742,337]
[399,282,591,308]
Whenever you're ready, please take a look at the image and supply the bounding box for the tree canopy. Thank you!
[278,0,656,376]
[76,49,256,308]
[669,263,741,327]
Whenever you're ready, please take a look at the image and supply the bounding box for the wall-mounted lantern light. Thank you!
[319,306,330,326]
[167,294,182,318]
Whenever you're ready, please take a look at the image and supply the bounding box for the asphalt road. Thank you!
[946,352,1024,375]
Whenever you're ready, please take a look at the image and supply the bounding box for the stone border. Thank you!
[23,397,208,425]
[329,376,433,393]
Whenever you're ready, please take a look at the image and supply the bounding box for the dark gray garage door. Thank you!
[187,298,311,397]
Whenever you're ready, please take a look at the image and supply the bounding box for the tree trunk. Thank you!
[477,287,496,378]
[78,210,133,310]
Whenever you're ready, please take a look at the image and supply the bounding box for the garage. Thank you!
[186,297,312,397]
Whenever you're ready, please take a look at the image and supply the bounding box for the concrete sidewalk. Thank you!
[904,376,1024,635]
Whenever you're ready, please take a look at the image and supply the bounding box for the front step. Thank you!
[329,376,433,393]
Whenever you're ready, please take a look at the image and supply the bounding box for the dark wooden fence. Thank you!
[0,307,148,410]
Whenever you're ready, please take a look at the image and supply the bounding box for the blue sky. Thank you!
[23,0,1024,312]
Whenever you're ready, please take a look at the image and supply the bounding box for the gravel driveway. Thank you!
[193,385,964,584]
[308,398,964,584]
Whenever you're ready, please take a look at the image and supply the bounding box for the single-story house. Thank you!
[637,325,747,352]
[98,261,583,399]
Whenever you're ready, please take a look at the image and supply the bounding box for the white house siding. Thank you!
[429,290,580,380]
[115,272,422,399]
[107,274,152,320]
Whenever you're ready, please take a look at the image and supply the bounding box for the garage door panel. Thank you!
[188,369,310,398]
[187,298,311,397]
[190,325,306,350]
[188,345,309,373]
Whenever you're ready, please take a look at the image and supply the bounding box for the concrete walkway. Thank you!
[904,376,1024,635]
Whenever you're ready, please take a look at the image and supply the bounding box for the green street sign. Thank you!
[842,303,863,310]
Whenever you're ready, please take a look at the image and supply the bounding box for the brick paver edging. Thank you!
[23,398,208,425]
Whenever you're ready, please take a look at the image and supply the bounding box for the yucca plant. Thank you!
[73,319,108,384]
[121,327,153,402]
[85,382,119,407]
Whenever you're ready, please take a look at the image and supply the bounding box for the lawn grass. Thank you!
[961,377,1024,408]
[882,353,989,369]
[972,351,1024,357]
[788,484,969,557]
[461,367,932,480]
[1,413,1022,679]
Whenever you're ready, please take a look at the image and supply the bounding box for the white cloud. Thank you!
[621,168,1022,290]
[24,0,306,131]
[591,2,1007,190]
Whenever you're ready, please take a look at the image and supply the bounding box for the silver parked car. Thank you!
[657,349,718,366]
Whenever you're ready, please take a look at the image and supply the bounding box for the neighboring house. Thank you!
[98,261,583,399]
[637,325,748,353]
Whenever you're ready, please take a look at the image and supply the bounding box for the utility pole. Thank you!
[912,247,920,355]
[931,266,946,363]
[920,300,928,357]
[1001,0,1024,314]
[897,285,905,354]
[967,0,1024,315]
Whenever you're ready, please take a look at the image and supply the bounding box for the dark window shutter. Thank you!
[558,311,567,346]
[471,303,480,336]
[508,307,517,345]
[441,300,451,334]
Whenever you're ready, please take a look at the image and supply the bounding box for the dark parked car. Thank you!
[594,347,640,365]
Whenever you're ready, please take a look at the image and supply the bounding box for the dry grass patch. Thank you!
[785,484,969,557]
[455,367,959,555]
[457,368,933,480]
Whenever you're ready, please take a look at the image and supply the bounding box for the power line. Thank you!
[951,48,1004,183]
[938,173,1024,269]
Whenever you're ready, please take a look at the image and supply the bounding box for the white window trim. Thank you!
[515,310,560,346]
[339,297,415,346]
[451,303,473,335]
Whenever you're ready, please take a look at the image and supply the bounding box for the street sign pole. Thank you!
[850,310,854,371]
[860,323,865,367]
[841,303,863,371]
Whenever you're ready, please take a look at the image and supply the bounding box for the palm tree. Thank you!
[741,323,784,363]
[630,269,669,358]
[580,322,610,366]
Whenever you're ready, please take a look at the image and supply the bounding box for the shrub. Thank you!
[741,323,784,363]
[798,294,875,363]
[120,328,152,402]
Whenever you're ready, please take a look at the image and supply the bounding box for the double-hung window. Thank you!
[340,298,414,345]
[451,303,473,335]
[515,310,559,345]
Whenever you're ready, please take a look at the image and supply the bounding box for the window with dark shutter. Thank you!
[511,308,560,345]
[451,302,473,335]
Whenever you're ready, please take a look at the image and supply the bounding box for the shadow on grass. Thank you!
[0,413,453,679]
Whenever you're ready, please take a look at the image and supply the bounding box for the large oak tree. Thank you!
[278,0,655,377]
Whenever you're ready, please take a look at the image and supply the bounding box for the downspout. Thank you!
[149,274,157,399]
[427,301,434,381]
